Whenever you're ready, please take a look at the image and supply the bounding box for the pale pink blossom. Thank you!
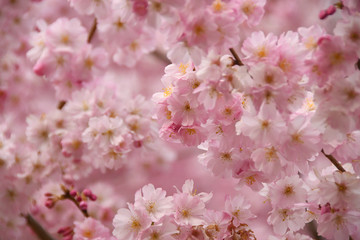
[224,195,254,226]
[73,217,113,240]
[236,101,286,146]
[69,0,111,19]
[267,206,310,235]
[268,175,307,208]
[173,192,205,226]
[112,204,151,240]
[45,18,87,53]
[317,208,360,240]
[134,184,173,221]
[140,217,178,240]
[241,31,278,65]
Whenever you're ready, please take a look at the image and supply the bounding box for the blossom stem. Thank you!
[229,48,243,66]
[305,221,326,240]
[22,213,57,240]
[62,189,89,217]
[87,18,97,43]
[152,50,171,65]
[321,149,346,172]
[334,1,344,9]
[57,100,66,110]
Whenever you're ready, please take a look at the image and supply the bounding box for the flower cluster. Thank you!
[112,180,260,240]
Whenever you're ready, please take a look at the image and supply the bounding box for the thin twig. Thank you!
[57,101,66,110]
[305,221,326,240]
[22,213,57,240]
[87,18,97,43]
[152,50,171,65]
[229,48,243,66]
[321,149,346,172]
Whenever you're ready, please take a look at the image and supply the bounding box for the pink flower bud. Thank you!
[62,227,73,237]
[89,193,97,201]
[45,199,55,209]
[57,226,71,234]
[82,189,92,197]
[79,201,87,210]
[319,10,328,20]
[133,140,142,148]
[44,192,53,197]
[69,190,77,197]
[326,5,336,15]
[133,0,148,17]
[33,62,45,76]
[76,196,82,202]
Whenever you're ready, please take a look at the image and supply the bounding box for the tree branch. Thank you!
[22,213,57,240]
[229,48,243,66]
[321,149,346,172]
[87,18,97,43]
[152,50,171,65]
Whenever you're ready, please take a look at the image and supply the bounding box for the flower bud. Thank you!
[319,10,328,20]
[45,199,55,209]
[79,201,87,210]
[326,5,336,15]
[89,193,97,201]
[69,190,77,197]
[82,189,92,197]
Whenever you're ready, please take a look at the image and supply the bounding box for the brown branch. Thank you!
[22,213,57,240]
[152,50,171,65]
[321,149,346,172]
[57,101,66,110]
[334,1,344,9]
[87,18,97,43]
[229,48,243,66]
[305,220,326,240]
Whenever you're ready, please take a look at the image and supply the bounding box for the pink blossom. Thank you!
[45,18,87,53]
[73,217,113,240]
[268,175,307,208]
[267,206,311,235]
[317,171,360,209]
[140,217,178,240]
[203,210,231,239]
[173,192,205,226]
[236,101,286,146]
[167,95,206,126]
[313,35,358,79]
[241,31,278,65]
[233,0,266,27]
[112,204,152,240]
[134,183,173,221]
[69,0,111,18]
[224,195,254,226]
[317,208,360,240]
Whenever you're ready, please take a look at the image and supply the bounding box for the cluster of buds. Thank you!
[57,226,74,240]
[319,2,343,19]
[44,185,97,217]
[69,188,97,211]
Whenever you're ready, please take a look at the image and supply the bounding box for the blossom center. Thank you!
[283,185,294,196]
[336,183,347,193]
[220,152,232,161]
